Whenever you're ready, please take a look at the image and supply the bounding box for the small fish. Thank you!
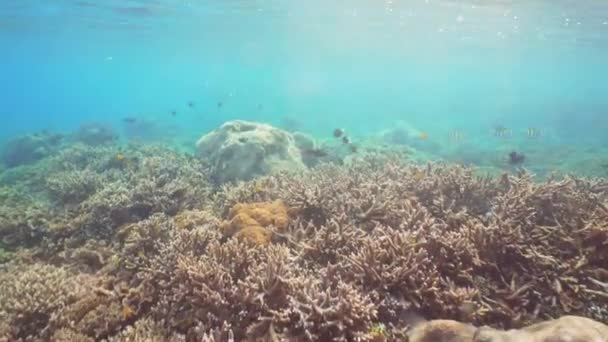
[302,148,329,158]
[526,128,542,138]
[188,101,194,108]
[116,153,126,161]
[170,110,177,117]
[419,132,428,140]
[492,126,512,137]
[342,136,351,144]
[349,144,358,153]
[122,117,137,124]
[217,101,223,108]
[257,104,264,110]
[449,130,465,142]
[333,128,344,138]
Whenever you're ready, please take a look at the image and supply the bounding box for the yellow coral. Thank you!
[220,200,289,245]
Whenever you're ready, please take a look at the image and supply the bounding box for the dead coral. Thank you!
[220,200,289,245]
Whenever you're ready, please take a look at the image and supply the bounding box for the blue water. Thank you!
[1,0,608,152]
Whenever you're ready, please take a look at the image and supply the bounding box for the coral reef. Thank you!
[0,263,93,340]
[407,315,608,341]
[0,133,607,341]
[196,120,306,183]
[1,131,63,167]
[73,123,118,146]
[220,200,289,245]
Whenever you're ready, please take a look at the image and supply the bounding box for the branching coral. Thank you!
[1,142,608,340]
[0,263,92,340]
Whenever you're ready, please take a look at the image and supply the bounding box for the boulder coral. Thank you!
[196,120,306,183]
[220,200,289,245]
[407,315,608,342]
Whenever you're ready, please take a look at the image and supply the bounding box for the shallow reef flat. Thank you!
[0,128,607,341]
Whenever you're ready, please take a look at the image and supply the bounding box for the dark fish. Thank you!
[217,101,223,108]
[188,101,194,108]
[508,151,525,165]
[342,136,351,144]
[170,110,177,117]
[302,148,329,158]
[333,128,344,138]
[123,117,137,124]
[349,144,358,153]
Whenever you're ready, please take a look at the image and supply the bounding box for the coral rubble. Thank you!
[0,133,607,341]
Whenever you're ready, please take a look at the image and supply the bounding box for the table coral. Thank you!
[220,199,289,245]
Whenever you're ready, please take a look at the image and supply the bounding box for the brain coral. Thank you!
[220,199,289,245]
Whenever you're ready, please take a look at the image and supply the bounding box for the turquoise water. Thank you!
[1,0,608,172]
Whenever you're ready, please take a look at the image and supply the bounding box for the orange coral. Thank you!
[220,200,289,245]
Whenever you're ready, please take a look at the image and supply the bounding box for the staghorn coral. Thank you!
[45,168,102,204]
[0,263,92,340]
[220,200,289,245]
[0,185,52,247]
[1,139,608,340]
[52,328,95,342]
[105,318,181,341]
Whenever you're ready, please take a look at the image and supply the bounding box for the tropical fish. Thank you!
[122,117,137,124]
[342,136,351,144]
[449,130,465,142]
[492,126,512,137]
[217,101,223,108]
[526,128,542,138]
[418,132,429,140]
[187,101,194,108]
[170,110,177,117]
[333,128,344,138]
